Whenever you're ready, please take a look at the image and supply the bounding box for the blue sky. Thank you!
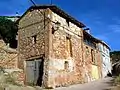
[0,0,120,51]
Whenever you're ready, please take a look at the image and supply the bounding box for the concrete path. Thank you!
[54,77,114,90]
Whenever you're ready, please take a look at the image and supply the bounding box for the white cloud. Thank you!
[95,23,120,41]
[108,24,120,33]
[112,17,120,24]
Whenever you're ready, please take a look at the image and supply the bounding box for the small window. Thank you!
[86,47,89,56]
[91,49,97,65]
[66,36,72,57]
[66,19,69,26]
[91,49,94,63]
[52,27,55,34]
[103,46,105,51]
[32,35,37,44]
[64,61,69,70]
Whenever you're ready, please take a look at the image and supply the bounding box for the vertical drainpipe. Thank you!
[81,28,86,82]
[43,9,47,87]
[81,29,84,66]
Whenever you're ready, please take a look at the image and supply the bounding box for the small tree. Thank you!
[0,16,18,48]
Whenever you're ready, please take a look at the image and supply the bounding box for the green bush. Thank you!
[114,75,120,84]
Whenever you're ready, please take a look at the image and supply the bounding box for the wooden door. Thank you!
[26,60,35,84]
[26,58,44,86]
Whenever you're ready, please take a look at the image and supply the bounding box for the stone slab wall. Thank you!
[0,40,24,85]
[0,40,18,69]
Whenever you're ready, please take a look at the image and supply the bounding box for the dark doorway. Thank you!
[36,58,44,86]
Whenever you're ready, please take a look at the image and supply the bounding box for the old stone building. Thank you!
[17,5,111,88]
[17,5,85,88]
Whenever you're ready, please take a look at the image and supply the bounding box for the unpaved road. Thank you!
[5,77,114,90]
[54,77,114,90]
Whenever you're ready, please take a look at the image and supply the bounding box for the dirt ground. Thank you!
[54,77,114,90]
[4,77,120,90]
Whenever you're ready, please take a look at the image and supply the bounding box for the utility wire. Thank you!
[0,0,47,67]
[29,0,83,37]
[1,0,83,68]
[50,0,52,5]
[1,0,47,68]
[30,0,36,6]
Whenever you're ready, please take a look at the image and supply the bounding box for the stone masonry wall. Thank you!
[83,43,102,82]
[96,47,102,79]
[0,40,18,69]
[0,40,24,85]
[18,9,48,68]
[47,11,85,87]
[18,9,51,87]
[18,8,102,88]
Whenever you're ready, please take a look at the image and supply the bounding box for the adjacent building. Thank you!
[98,41,111,77]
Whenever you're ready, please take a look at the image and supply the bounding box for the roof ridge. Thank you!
[17,5,86,28]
